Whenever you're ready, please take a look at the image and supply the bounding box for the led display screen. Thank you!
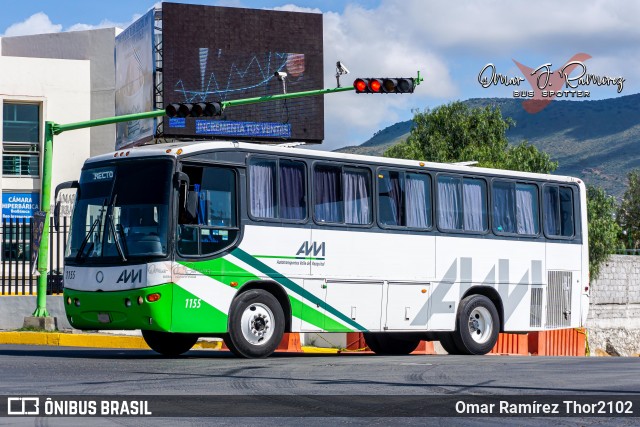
[162,3,324,143]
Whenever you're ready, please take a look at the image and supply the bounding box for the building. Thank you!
[0,55,90,218]
[0,28,116,220]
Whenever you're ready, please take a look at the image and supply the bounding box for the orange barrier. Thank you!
[490,333,529,355]
[345,332,368,351]
[528,328,586,356]
[411,340,436,355]
[275,332,302,352]
[221,329,585,356]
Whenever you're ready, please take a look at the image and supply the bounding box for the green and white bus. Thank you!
[61,141,589,358]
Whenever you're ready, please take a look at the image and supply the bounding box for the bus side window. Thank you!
[314,165,344,223]
[559,187,574,237]
[438,175,487,232]
[313,164,372,226]
[543,185,574,238]
[378,170,403,226]
[378,170,431,229]
[249,158,307,221]
[177,165,238,256]
[493,181,539,235]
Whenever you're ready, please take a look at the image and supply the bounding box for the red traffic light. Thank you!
[353,77,415,94]
[354,79,368,93]
[369,79,382,92]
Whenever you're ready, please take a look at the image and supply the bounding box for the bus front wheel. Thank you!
[363,333,421,355]
[142,330,198,356]
[452,294,500,355]
[224,289,285,358]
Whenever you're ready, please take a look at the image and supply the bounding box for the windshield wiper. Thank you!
[76,199,107,261]
[107,195,127,262]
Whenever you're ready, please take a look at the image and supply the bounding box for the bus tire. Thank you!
[438,333,463,355]
[141,330,198,356]
[452,294,499,355]
[225,289,285,358]
[363,333,421,355]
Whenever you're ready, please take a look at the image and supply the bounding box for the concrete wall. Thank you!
[0,296,71,330]
[1,28,118,157]
[0,55,91,201]
[587,255,640,356]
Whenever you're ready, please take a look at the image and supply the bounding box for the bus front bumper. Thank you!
[63,284,173,331]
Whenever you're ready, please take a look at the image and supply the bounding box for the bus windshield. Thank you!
[65,159,173,263]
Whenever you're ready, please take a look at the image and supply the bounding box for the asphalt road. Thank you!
[0,345,638,426]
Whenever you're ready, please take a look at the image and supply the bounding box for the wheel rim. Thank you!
[240,303,275,346]
[467,306,493,344]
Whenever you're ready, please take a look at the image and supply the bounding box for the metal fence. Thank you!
[1,217,68,295]
[615,248,640,255]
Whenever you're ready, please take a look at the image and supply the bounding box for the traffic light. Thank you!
[165,102,223,118]
[353,78,415,94]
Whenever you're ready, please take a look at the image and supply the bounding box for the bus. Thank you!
[59,141,589,358]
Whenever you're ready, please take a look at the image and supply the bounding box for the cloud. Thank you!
[2,12,62,37]
[398,0,640,55]
[272,4,323,14]
[2,6,156,37]
[67,17,141,33]
[317,5,457,150]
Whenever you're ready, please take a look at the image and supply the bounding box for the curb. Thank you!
[0,332,341,353]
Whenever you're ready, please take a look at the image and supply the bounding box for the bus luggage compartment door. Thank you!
[385,282,431,330]
[324,280,384,332]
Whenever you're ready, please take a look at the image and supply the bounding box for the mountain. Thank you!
[336,93,640,197]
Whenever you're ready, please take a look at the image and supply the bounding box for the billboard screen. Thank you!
[115,9,156,149]
[162,3,324,143]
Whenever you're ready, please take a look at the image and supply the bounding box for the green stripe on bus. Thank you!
[289,297,351,332]
[232,247,366,331]
[179,257,257,286]
[172,285,228,333]
[178,255,359,331]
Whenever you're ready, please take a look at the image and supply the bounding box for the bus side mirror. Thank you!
[54,180,79,231]
[175,172,197,223]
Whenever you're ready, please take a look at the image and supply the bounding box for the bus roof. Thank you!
[90,140,581,184]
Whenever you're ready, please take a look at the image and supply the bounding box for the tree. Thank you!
[384,101,557,174]
[587,185,621,280]
[617,170,640,250]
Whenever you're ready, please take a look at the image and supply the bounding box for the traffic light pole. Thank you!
[32,84,355,318]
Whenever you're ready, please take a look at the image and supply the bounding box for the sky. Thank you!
[1,0,638,151]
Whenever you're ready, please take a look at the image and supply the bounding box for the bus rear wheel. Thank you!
[142,330,198,356]
[438,333,463,355]
[224,289,285,358]
[363,333,421,355]
[452,294,500,355]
